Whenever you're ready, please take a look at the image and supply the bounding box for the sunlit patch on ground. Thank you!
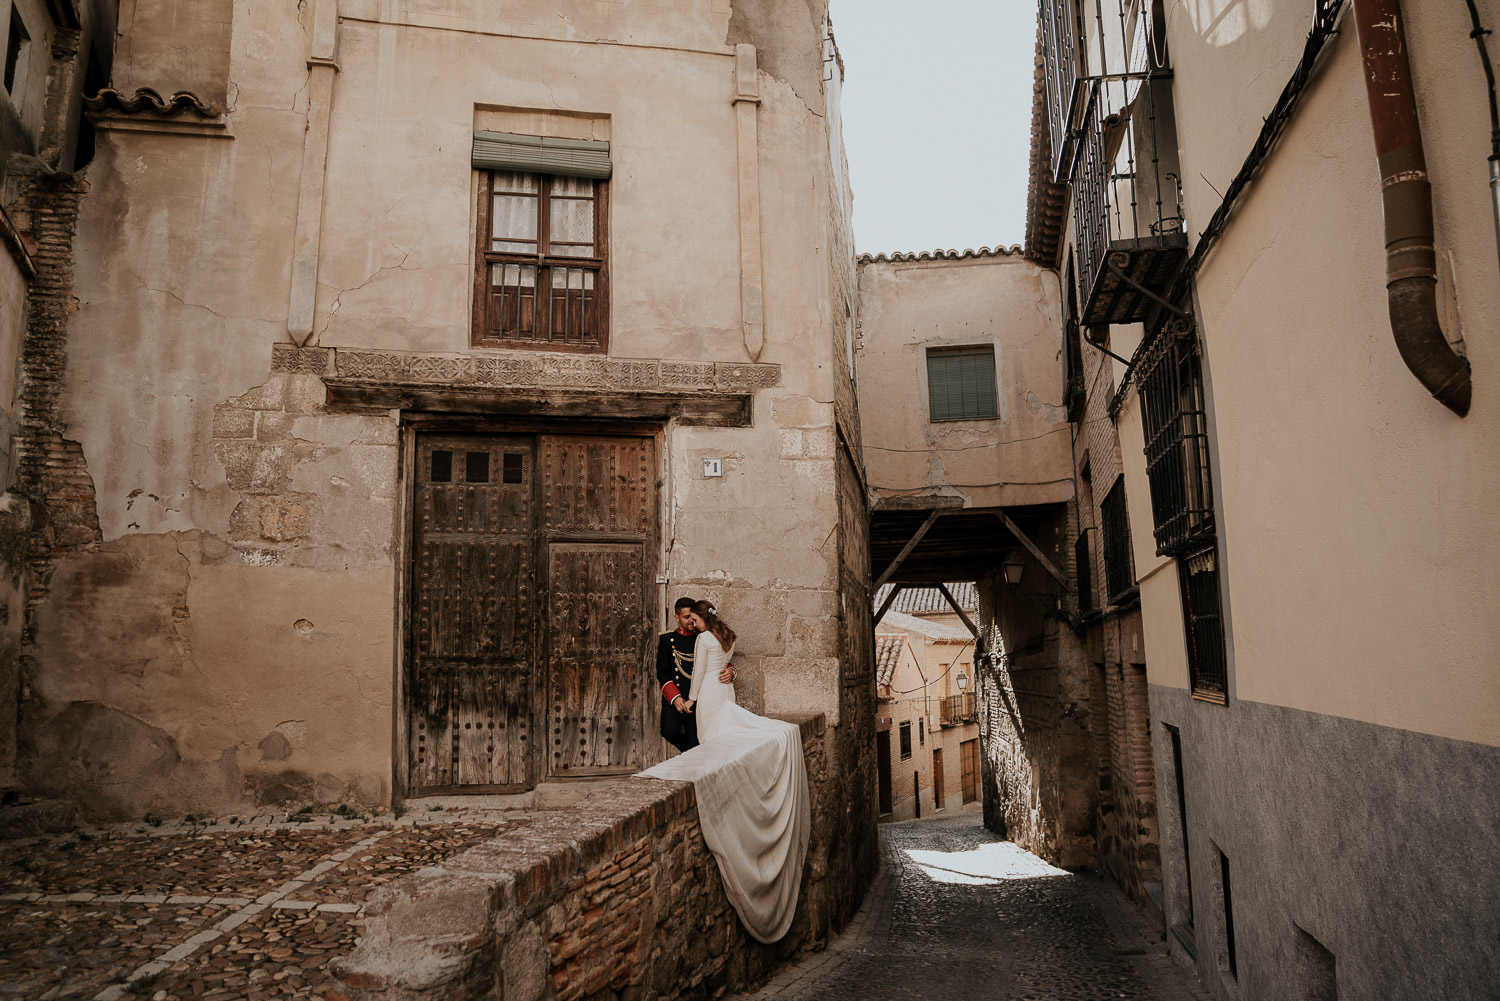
[904,840,1070,885]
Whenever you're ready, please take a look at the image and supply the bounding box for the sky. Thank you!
[828,0,1038,256]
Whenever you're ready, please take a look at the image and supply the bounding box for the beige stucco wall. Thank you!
[856,254,1072,510]
[32,0,856,815]
[1129,4,1500,746]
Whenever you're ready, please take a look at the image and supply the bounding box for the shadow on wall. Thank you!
[20,701,244,820]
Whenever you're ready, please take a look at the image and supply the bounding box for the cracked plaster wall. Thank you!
[29,0,863,816]
[855,255,1072,510]
[112,0,234,108]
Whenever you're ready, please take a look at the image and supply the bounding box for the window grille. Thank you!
[1139,321,1215,556]
[1100,476,1135,602]
[899,721,912,760]
[1074,530,1096,613]
[1039,0,1084,182]
[1179,543,1227,702]
[919,717,925,746]
[926,347,998,421]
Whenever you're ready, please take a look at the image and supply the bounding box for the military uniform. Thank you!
[657,628,698,752]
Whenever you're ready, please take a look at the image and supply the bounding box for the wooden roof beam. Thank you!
[994,509,1070,590]
[873,509,942,591]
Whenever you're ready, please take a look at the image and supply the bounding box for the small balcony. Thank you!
[940,693,977,727]
[1072,75,1186,327]
[1041,0,1187,328]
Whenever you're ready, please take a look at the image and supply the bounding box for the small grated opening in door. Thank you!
[431,450,453,482]
[503,453,525,484]
[466,451,491,483]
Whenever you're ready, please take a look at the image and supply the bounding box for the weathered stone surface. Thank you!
[19,702,245,821]
[259,731,293,762]
[314,773,347,804]
[337,723,841,1001]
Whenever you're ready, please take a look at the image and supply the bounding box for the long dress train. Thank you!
[637,631,810,943]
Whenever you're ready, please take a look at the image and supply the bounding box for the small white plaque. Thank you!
[702,458,723,477]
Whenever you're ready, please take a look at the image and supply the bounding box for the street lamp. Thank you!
[1001,554,1025,585]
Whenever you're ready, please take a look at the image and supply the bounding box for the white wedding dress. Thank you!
[637,631,810,943]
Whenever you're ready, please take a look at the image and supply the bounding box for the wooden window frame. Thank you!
[473,170,610,353]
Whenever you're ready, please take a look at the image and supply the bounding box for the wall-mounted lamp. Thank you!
[956,671,970,691]
[1001,555,1025,586]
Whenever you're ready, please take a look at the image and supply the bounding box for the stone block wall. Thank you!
[338,715,845,1001]
[976,571,1096,869]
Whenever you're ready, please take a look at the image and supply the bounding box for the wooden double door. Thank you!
[405,429,657,794]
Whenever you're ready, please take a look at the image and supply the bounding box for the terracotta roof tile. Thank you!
[857,245,1025,265]
[84,87,222,118]
[876,610,973,642]
[874,583,978,616]
[875,634,904,687]
[1025,31,1068,268]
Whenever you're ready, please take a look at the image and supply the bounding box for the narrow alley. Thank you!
[738,807,1207,1001]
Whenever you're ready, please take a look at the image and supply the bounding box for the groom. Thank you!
[656,596,735,752]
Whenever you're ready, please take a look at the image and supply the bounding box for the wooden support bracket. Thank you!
[936,583,981,639]
[994,510,1070,590]
[873,509,942,591]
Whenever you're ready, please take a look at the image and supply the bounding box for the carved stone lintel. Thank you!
[285,346,782,396]
[270,344,333,376]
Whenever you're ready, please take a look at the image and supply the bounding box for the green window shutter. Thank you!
[927,348,998,420]
[472,131,612,180]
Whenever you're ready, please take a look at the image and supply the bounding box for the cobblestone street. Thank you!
[0,802,1209,1001]
[737,806,1209,1001]
[0,809,510,1000]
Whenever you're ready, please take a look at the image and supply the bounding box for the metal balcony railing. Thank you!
[1072,74,1186,327]
[1040,0,1187,327]
[1041,0,1085,183]
[940,693,978,727]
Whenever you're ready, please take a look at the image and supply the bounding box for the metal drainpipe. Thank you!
[1352,0,1473,416]
[1492,157,1500,266]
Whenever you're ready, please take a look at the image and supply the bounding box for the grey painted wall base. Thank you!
[1148,686,1500,1001]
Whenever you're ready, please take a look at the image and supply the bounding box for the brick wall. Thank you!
[337,715,849,1001]
[1074,349,1161,906]
[10,173,99,642]
[975,565,1096,869]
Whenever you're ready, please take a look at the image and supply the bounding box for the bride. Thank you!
[638,600,810,943]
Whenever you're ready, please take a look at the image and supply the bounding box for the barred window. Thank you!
[1180,543,1227,703]
[1075,530,1096,613]
[1139,323,1215,556]
[1100,476,1135,602]
[899,720,912,760]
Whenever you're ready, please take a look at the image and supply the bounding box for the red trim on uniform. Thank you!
[662,681,682,702]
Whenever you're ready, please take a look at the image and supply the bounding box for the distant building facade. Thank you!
[873,585,981,820]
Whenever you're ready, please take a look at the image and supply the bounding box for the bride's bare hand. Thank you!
[680,699,695,714]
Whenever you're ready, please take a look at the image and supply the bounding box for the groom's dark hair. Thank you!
[673,596,696,612]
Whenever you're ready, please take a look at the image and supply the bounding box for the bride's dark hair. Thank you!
[691,600,736,650]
